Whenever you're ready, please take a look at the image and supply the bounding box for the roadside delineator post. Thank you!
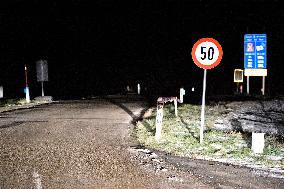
[137,83,141,95]
[174,98,178,117]
[24,64,30,103]
[251,132,265,154]
[155,103,164,142]
[179,88,185,103]
[0,86,3,99]
[155,97,179,142]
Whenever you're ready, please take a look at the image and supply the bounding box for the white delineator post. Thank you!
[174,98,178,117]
[137,83,141,95]
[200,69,207,143]
[25,65,30,103]
[155,104,164,142]
[26,87,30,103]
[179,88,184,103]
[0,86,3,98]
[251,133,265,153]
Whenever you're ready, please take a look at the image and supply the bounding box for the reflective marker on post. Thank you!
[191,38,223,143]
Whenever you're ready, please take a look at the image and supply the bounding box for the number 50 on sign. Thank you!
[192,38,223,69]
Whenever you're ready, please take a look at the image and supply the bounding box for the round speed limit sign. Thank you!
[191,38,223,69]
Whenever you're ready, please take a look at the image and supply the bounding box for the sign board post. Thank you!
[192,38,223,143]
[262,76,265,95]
[247,76,250,94]
[244,34,267,95]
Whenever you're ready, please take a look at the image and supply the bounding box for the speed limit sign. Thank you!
[192,38,223,69]
[191,38,223,144]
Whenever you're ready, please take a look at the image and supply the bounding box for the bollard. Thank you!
[251,133,265,154]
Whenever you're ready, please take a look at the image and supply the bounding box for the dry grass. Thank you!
[136,103,284,169]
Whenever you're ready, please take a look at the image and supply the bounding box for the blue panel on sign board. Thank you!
[244,34,266,69]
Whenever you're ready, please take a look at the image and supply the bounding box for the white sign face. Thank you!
[192,38,223,69]
[194,42,220,66]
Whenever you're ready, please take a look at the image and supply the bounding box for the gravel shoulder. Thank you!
[0,96,211,188]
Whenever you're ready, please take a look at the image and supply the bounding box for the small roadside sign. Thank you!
[234,69,244,82]
[191,38,223,143]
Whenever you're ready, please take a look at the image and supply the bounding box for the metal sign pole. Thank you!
[41,81,44,96]
[200,69,207,143]
[262,76,265,95]
[247,76,250,94]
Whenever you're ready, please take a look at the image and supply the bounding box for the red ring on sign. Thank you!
[191,38,223,69]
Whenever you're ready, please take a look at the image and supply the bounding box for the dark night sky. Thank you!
[0,0,283,99]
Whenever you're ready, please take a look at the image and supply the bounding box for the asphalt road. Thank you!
[0,96,211,188]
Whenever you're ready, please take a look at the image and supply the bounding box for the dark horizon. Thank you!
[0,0,283,100]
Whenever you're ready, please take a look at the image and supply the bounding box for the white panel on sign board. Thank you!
[244,69,267,76]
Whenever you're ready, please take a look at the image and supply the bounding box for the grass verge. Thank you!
[136,104,284,170]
